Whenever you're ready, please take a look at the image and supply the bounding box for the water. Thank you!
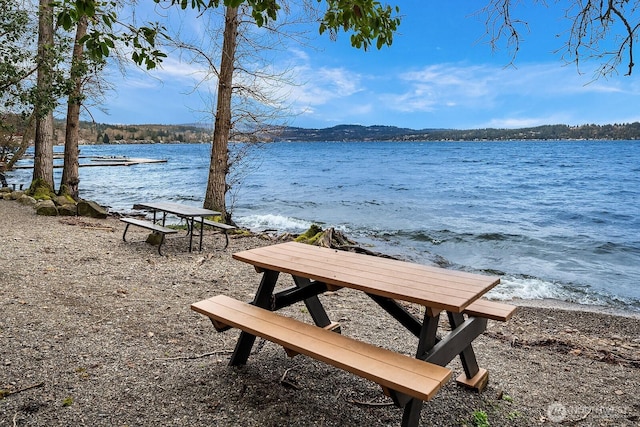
[7,140,640,313]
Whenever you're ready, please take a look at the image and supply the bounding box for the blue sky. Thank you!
[88,2,640,130]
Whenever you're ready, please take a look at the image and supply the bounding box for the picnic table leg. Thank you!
[122,223,131,242]
[400,310,488,425]
[399,309,441,427]
[198,217,204,251]
[229,269,280,366]
[157,233,166,256]
[188,218,194,252]
[447,312,489,391]
[401,399,424,427]
[292,276,337,330]
[369,294,423,337]
[183,216,192,235]
[416,308,441,357]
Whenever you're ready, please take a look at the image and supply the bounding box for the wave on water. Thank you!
[237,213,314,233]
[488,274,640,312]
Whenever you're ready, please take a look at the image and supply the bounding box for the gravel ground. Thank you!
[1,199,639,426]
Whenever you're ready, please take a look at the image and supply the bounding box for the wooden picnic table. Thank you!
[192,242,516,426]
[135,202,219,252]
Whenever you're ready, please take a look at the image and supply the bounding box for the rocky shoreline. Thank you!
[0,188,108,218]
[1,199,639,426]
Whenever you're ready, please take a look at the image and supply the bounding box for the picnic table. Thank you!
[121,201,219,253]
[192,242,517,426]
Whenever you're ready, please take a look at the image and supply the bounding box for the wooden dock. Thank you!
[13,156,167,169]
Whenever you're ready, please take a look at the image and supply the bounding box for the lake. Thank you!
[7,140,640,313]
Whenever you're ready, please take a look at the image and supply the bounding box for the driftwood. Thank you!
[0,382,44,399]
[314,227,355,248]
[290,225,399,259]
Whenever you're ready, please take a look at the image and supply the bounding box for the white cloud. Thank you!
[118,75,161,90]
[376,61,640,122]
[388,64,503,113]
[287,65,363,107]
[152,56,208,82]
[115,55,206,92]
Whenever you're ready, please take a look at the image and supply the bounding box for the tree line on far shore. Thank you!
[86,121,640,143]
[4,119,640,158]
[102,121,640,142]
[396,123,640,142]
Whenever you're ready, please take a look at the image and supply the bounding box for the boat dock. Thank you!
[13,156,167,169]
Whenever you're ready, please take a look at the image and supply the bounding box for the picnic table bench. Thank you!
[199,219,237,249]
[192,295,453,402]
[120,217,177,255]
[192,242,517,426]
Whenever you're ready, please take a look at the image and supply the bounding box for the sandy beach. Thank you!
[1,199,639,426]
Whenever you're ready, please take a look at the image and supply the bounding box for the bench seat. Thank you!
[200,219,237,248]
[464,299,517,321]
[192,295,452,402]
[120,217,178,255]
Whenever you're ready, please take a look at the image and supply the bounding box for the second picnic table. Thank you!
[192,242,517,426]
[135,201,219,252]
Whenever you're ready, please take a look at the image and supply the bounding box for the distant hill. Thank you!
[272,123,640,142]
[28,119,640,145]
[273,124,437,142]
[75,121,213,144]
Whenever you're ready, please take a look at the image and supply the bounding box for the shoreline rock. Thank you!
[1,187,107,218]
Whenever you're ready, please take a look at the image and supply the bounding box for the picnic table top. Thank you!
[136,201,219,217]
[233,242,500,313]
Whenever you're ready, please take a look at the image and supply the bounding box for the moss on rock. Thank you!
[26,179,55,201]
[295,224,324,245]
[54,194,76,206]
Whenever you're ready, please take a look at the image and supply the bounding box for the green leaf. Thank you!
[63,13,72,30]
[102,13,113,28]
[100,42,109,57]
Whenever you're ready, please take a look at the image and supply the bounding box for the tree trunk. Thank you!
[203,5,238,223]
[61,15,88,199]
[6,113,34,171]
[33,0,55,189]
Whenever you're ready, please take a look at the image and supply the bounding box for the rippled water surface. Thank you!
[8,140,640,312]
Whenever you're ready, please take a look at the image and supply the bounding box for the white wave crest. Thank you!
[487,276,563,301]
[237,214,313,233]
[486,274,636,309]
